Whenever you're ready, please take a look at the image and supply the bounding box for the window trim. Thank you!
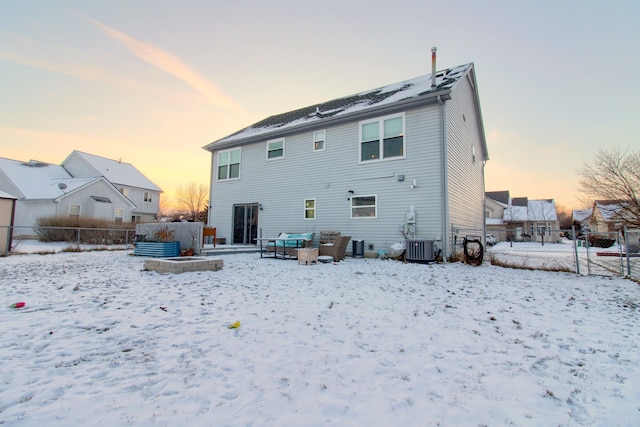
[143,191,152,202]
[358,113,406,164]
[350,194,377,219]
[69,204,80,218]
[267,138,285,160]
[304,198,316,220]
[114,208,124,223]
[313,130,325,152]
[217,148,241,181]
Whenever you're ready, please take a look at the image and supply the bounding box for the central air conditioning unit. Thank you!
[405,239,435,263]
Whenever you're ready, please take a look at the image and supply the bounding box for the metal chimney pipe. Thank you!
[431,47,437,88]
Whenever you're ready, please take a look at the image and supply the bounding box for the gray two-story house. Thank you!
[204,60,488,260]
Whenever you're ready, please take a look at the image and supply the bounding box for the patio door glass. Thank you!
[233,203,259,244]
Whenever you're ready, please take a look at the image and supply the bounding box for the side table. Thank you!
[297,248,319,265]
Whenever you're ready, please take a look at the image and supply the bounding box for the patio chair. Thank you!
[319,235,351,262]
[319,231,340,244]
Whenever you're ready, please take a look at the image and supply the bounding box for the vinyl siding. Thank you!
[445,73,486,234]
[209,103,447,253]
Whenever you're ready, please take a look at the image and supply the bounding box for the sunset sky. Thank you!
[1,0,638,211]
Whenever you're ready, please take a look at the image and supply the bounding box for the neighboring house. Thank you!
[0,190,17,254]
[589,200,626,232]
[204,59,488,260]
[571,208,592,233]
[0,152,161,236]
[486,191,560,243]
[485,191,509,242]
[61,151,162,223]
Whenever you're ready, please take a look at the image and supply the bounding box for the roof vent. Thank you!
[431,47,437,88]
[22,160,48,168]
[58,183,67,190]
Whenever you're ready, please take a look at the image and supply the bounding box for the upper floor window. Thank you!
[351,195,377,218]
[143,192,152,202]
[313,130,325,151]
[267,138,285,160]
[304,198,316,219]
[114,208,124,223]
[218,148,241,180]
[119,187,129,197]
[359,113,405,163]
[69,204,80,219]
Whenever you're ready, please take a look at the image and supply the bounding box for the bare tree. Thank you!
[157,193,172,220]
[578,147,640,227]
[175,182,209,222]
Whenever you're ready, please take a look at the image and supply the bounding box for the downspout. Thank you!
[438,94,449,262]
[207,149,215,226]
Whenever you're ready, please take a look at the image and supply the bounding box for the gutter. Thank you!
[438,94,449,262]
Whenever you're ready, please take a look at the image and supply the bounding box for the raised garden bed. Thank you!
[143,257,223,274]
[133,241,181,257]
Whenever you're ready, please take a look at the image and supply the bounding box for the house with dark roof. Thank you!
[204,58,488,260]
[0,151,161,237]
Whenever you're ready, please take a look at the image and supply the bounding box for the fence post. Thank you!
[585,230,592,276]
[572,225,580,275]
[624,227,631,277]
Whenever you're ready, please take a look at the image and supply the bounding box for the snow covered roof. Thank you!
[485,218,505,225]
[31,177,103,200]
[0,190,17,200]
[503,198,557,221]
[62,151,162,192]
[0,158,72,199]
[572,208,592,222]
[205,63,474,149]
[594,200,626,221]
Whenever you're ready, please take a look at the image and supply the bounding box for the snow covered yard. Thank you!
[1,250,639,426]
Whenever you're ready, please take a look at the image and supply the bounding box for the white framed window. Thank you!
[218,148,241,180]
[472,145,476,164]
[114,208,124,223]
[313,130,325,151]
[69,204,80,218]
[359,113,405,163]
[351,195,377,218]
[267,138,285,160]
[304,198,316,219]
[143,192,152,202]
[119,187,129,197]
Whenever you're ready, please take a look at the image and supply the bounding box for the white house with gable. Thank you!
[0,151,162,237]
[204,56,488,260]
[61,151,161,223]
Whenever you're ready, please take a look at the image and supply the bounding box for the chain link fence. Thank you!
[451,225,639,281]
[1,225,136,256]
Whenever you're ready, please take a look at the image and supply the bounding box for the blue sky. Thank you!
[1,0,638,210]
